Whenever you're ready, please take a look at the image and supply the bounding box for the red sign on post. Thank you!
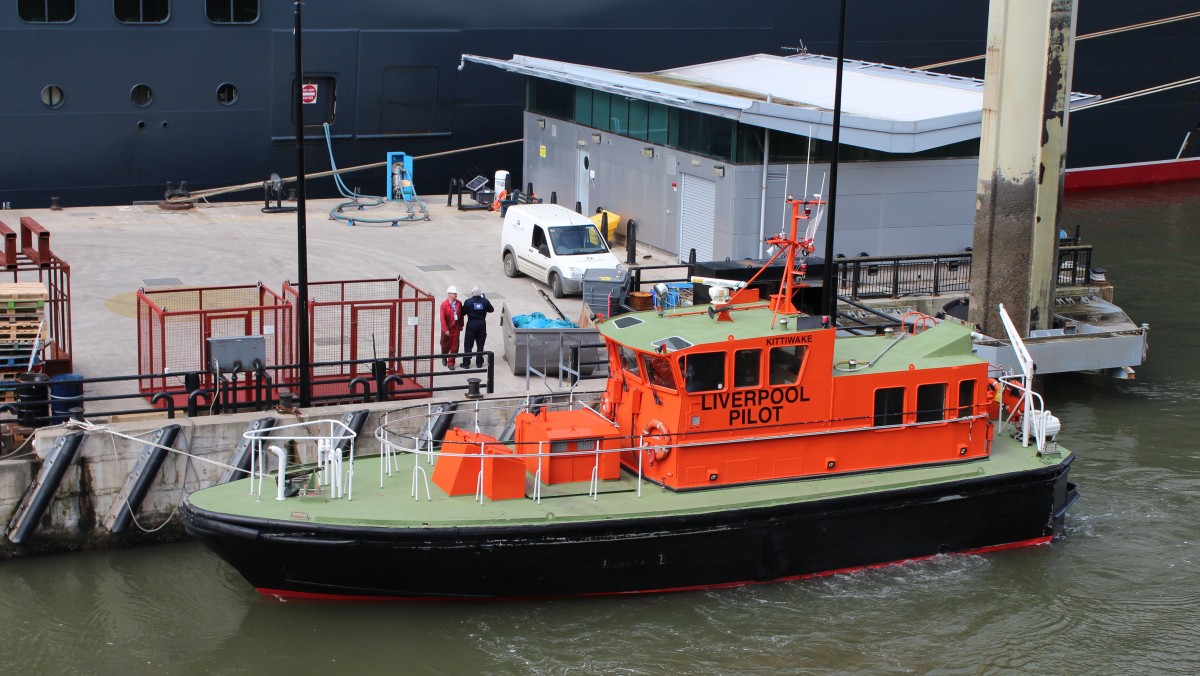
[301,83,318,104]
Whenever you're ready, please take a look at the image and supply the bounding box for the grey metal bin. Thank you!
[500,303,604,377]
[582,268,629,318]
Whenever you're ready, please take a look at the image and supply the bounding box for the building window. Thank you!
[115,0,168,23]
[130,83,154,107]
[216,82,238,105]
[206,0,258,23]
[958,379,976,418]
[40,85,65,109]
[916,383,947,423]
[874,387,905,427]
[19,0,75,22]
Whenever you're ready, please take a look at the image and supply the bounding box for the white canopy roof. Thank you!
[462,52,1099,153]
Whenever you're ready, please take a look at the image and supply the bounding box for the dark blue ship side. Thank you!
[0,1,1195,208]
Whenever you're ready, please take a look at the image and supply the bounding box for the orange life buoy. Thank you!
[641,419,671,462]
[598,391,613,417]
[490,189,508,211]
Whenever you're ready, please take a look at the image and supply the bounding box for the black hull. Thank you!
[183,456,1076,599]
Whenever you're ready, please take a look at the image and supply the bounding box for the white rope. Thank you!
[68,419,249,475]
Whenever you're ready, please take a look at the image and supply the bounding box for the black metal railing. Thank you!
[0,351,495,428]
[835,245,1094,299]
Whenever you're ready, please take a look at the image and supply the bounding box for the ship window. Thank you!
[641,354,676,391]
[19,0,75,22]
[769,346,806,385]
[874,387,905,427]
[216,83,238,105]
[617,346,641,378]
[41,85,65,109]
[682,352,725,393]
[574,88,593,127]
[130,84,154,108]
[734,349,760,388]
[958,379,976,417]
[115,0,168,23]
[205,0,258,23]
[916,383,947,423]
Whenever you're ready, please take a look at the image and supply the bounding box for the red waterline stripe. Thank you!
[254,535,1053,602]
[1065,157,1200,192]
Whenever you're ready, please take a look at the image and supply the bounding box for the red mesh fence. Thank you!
[137,284,292,395]
[281,277,435,399]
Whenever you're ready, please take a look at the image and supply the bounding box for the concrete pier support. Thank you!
[969,0,1079,337]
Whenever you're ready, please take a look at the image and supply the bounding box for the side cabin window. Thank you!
[958,379,976,418]
[19,0,75,22]
[641,354,677,391]
[682,352,725,393]
[532,225,550,257]
[916,383,947,423]
[617,346,640,378]
[115,0,169,23]
[734,348,760,388]
[206,0,258,23]
[769,345,806,385]
[874,387,905,427]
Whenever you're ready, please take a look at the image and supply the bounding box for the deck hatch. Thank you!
[652,336,692,351]
[612,316,644,329]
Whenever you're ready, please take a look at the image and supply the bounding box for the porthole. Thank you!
[131,83,154,108]
[216,82,238,105]
[41,85,65,109]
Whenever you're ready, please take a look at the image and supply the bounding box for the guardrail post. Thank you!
[550,191,557,205]
[372,359,388,403]
[626,219,637,265]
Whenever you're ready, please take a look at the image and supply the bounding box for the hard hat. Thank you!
[446,285,458,294]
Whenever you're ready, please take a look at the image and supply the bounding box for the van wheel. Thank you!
[550,273,565,298]
[503,251,520,278]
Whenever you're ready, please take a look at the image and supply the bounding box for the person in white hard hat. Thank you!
[439,285,464,369]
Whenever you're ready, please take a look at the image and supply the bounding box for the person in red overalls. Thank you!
[439,285,464,369]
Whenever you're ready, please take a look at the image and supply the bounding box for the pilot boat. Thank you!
[182,198,1078,599]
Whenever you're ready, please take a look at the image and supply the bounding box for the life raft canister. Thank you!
[641,419,671,463]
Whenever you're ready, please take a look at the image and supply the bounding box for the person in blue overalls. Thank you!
[461,286,495,368]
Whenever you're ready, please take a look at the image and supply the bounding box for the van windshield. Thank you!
[549,225,609,256]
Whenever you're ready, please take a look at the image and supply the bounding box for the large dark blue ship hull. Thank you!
[182,455,1075,599]
[1,2,1194,208]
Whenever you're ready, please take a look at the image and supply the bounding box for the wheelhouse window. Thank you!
[958,379,976,418]
[734,349,760,388]
[682,352,725,393]
[206,0,257,23]
[19,0,75,22]
[916,383,947,423]
[874,387,905,427]
[115,0,168,23]
[768,346,806,385]
[617,346,640,379]
[641,354,677,391]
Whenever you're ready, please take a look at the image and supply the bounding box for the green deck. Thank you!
[187,435,1069,529]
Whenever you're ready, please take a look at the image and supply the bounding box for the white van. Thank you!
[500,203,622,297]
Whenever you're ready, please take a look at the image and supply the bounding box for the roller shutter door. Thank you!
[678,174,715,263]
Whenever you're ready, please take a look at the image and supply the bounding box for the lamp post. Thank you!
[294,1,311,406]
[821,0,848,322]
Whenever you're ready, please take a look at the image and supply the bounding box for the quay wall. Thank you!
[0,401,430,559]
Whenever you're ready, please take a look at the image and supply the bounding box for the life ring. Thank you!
[598,391,613,417]
[490,189,508,212]
[641,419,671,462]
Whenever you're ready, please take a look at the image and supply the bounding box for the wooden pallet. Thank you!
[0,283,48,313]
[0,321,45,342]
